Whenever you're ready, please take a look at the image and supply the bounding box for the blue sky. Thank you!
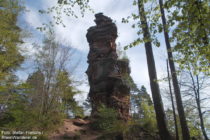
[17,0,171,102]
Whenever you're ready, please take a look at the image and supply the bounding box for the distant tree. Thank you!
[32,29,83,117]
[56,70,84,117]
[116,48,157,133]
[179,68,210,140]
[131,85,157,132]
[26,69,45,115]
[184,105,203,139]
[163,65,210,139]
[0,29,83,130]
[131,86,152,119]
[116,49,153,120]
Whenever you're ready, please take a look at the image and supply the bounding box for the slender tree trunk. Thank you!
[167,59,179,140]
[196,75,209,140]
[196,98,209,140]
[166,60,179,140]
[158,0,190,139]
[137,1,171,139]
[189,73,209,140]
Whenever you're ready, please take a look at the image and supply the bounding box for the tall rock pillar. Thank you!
[86,13,130,121]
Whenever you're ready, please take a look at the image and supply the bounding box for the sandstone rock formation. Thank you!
[86,13,131,121]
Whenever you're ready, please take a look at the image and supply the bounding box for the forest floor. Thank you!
[49,118,101,140]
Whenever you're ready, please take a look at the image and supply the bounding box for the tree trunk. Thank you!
[166,59,179,140]
[137,1,171,139]
[196,74,209,140]
[158,0,190,139]
[196,98,209,140]
[190,73,209,140]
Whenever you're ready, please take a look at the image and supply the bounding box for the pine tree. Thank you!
[0,0,24,81]
[0,0,24,123]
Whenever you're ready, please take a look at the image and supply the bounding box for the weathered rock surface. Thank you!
[86,13,131,121]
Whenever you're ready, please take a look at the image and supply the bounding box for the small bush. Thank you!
[91,105,127,134]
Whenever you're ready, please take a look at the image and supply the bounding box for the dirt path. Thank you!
[49,119,101,140]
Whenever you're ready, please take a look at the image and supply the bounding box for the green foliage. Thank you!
[0,0,24,81]
[0,0,26,131]
[94,106,158,140]
[166,0,210,74]
[123,119,159,140]
[0,0,24,128]
[165,106,204,139]
[0,30,83,132]
[138,101,157,132]
[37,0,93,31]
[91,105,129,140]
[184,106,203,139]
[130,84,158,134]
[0,82,65,131]
[91,86,157,139]
[122,0,162,50]
[165,108,181,138]
[56,70,84,118]
[123,0,210,74]
[91,105,127,134]
[131,85,153,119]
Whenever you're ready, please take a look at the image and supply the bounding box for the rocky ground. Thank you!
[49,118,161,140]
[49,118,101,140]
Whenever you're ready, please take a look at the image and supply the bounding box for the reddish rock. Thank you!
[86,13,131,121]
[73,119,89,126]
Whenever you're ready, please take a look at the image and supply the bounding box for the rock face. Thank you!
[86,13,131,121]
